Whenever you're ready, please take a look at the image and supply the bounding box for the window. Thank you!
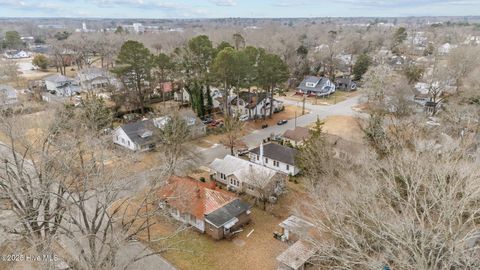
[273,160,279,167]
[256,154,259,160]
[265,158,268,164]
[127,141,130,146]
[286,164,290,170]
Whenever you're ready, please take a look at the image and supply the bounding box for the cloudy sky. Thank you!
[0,0,479,18]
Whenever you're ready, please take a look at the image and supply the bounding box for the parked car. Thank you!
[239,115,249,122]
[272,134,282,142]
[277,119,288,125]
[210,120,224,127]
[202,117,213,125]
[261,123,268,129]
[236,147,249,156]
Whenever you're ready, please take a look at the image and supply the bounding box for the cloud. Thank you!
[86,0,182,9]
[272,0,308,7]
[0,0,65,13]
[335,0,480,8]
[211,0,236,6]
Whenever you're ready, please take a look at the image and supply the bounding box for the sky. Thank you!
[0,0,480,18]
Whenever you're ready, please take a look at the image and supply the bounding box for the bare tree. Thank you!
[220,115,245,155]
[447,46,480,92]
[297,122,480,270]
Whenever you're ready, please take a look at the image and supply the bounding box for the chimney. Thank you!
[259,143,264,165]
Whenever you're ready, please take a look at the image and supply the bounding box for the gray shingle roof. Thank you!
[204,199,251,228]
[44,74,74,83]
[297,76,333,93]
[249,143,298,166]
[121,119,156,146]
[231,91,267,109]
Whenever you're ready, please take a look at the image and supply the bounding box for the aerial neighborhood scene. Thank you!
[1,1,480,269]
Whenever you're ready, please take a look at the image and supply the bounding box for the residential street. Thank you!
[0,94,362,270]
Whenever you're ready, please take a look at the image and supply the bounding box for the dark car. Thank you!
[202,117,213,125]
[261,123,268,129]
[277,120,288,125]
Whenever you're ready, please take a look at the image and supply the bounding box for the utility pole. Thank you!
[302,94,306,116]
[294,110,297,128]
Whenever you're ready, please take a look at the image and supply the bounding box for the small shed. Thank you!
[276,240,317,270]
[279,215,314,242]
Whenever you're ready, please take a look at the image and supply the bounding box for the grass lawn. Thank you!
[147,208,288,270]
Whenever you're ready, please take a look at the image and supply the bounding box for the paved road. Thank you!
[1,94,362,270]
[240,95,362,148]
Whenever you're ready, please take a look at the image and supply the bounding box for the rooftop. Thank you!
[209,155,279,188]
[120,119,156,146]
[282,126,311,142]
[157,176,237,219]
[276,240,317,270]
[249,143,298,166]
[205,199,251,228]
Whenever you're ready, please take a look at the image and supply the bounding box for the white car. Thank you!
[239,115,249,122]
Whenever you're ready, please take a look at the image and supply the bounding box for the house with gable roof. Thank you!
[113,119,157,151]
[157,176,251,240]
[248,143,300,176]
[297,76,336,97]
[44,74,80,96]
[209,155,286,198]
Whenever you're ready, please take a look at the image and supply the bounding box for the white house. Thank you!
[3,50,32,59]
[0,84,18,106]
[230,91,284,119]
[76,67,119,92]
[44,74,80,97]
[438,43,458,55]
[113,119,157,151]
[209,155,286,198]
[248,143,300,176]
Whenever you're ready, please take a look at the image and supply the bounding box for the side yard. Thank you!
[281,90,359,106]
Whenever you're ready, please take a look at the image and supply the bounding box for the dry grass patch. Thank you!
[147,208,288,270]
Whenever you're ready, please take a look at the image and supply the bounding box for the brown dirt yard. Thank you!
[146,207,288,270]
[311,115,364,142]
[281,90,359,106]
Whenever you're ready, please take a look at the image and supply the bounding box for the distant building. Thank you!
[133,23,145,33]
[113,109,206,151]
[113,119,157,152]
[297,76,336,97]
[44,74,80,97]
[438,43,457,55]
[3,50,32,59]
[230,91,284,119]
[77,67,119,92]
[335,77,357,91]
